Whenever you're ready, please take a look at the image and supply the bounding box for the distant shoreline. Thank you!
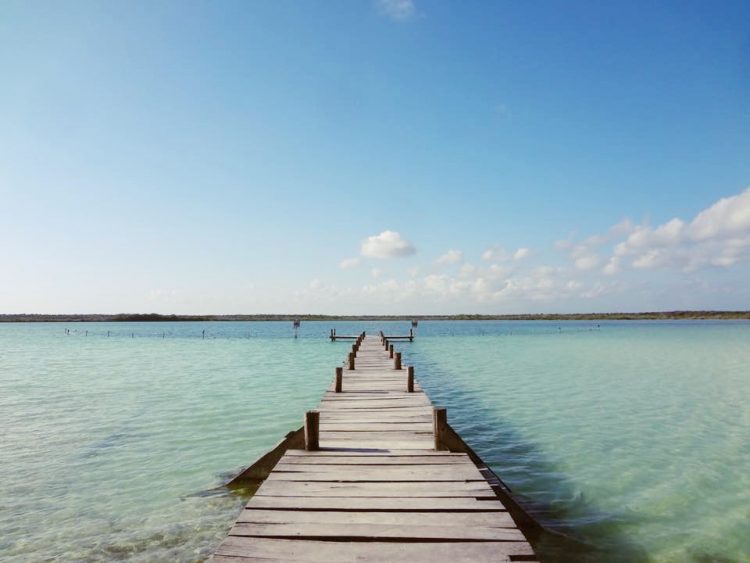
[1,311,748,322]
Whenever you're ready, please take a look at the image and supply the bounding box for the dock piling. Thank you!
[304,410,320,451]
[433,407,448,451]
[348,352,355,370]
[335,367,343,393]
[394,352,402,370]
[407,365,414,392]
[389,344,394,358]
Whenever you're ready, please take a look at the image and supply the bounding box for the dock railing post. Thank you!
[335,367,343,393]
[305,410,320,451]
[433,407,447,451]
[407,366,414,392]
[348,352,355,370]
[394,352,402,370]
[389,344,394,359]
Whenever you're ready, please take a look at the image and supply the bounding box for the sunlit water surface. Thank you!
[1,321,748,562]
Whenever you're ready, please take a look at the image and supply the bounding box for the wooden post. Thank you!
[394,352,402,370]
[389,344,394,358]
[384,338,389,350]
[433,407,447,451]
[407,366,414,392]
[335,367,343,393]
[348,352,355,370]
[305,410,320,451]
[330,328,334,341]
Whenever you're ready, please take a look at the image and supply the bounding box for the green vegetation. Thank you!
[1,311,748,322]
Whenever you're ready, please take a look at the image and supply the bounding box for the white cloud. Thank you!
[362,278,403,297]
[376,0,416,21]
[611,188,750,272]
[602,257,621,276]
[315,187,750,311]
[459,263,476,278]
[487,263,511,279]
[361,230,416,259]
[423,273,448,294]
[339,257,360,270]
[571,245,601,271]
[481,246,509,262]
[435,249,463,265]
[689,189,750,240]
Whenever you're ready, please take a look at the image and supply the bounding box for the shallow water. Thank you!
[1,321,748,562]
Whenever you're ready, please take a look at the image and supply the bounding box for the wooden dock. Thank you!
[213,334,537,562]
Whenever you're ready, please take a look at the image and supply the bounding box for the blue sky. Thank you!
[1,0,749,314]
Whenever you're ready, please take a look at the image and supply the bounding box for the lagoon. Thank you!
[1,321,748,561]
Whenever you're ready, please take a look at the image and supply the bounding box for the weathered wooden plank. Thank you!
[320,422,433,431]
[334,375,418,381]
[282,449,464,457]
[273,461,478,472]
[270,463,484,479]
[320,418,433,425]
[318,440,435,450]
[328,382,419,393]
[321,407,429,412]
[255,480,496,498]
[320,413,430,420]
[320,430,432,448]
[229,521,526,541]
[214,537,534,562]
[245,496,505,511]
[319,398,431,405]
[237,509,517,528]
[336,376,417,381]
[266,472,483,484]
[320,391,427,397]
[319,403,432,410]
[319,412,432,419]
[321,391,426,397]
[278,455,470,465]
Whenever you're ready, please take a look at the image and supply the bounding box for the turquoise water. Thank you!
[1,321,748,562]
